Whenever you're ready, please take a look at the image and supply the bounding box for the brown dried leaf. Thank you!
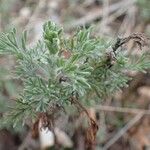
[31,112,53,139]
[38,113,50,129]
[85,118,99,149]
[31,120,39,139]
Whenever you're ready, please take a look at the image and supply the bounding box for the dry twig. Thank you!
[95,105,150,115]
[102,112,144,150]
[112,33,149,52]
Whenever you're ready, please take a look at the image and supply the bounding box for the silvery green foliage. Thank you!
[0,21,150,126]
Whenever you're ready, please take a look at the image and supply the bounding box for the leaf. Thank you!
[21,30,27,50]
[43,21,62,55]
[76,77,91,88]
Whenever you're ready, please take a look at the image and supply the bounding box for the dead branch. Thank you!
[94,105,150,115]
[112,33,149,52]
[102,112,144,150]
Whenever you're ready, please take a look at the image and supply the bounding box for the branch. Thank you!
[70,95,91,120]
[70,95,99,146]
[112,33,149,52]
[94,105,150,115]
[102,113,144,150]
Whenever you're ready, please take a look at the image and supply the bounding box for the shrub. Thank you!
[0,21,149,141]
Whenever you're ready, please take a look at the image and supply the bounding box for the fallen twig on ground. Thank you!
[102,112,144,150]
[95,105,150,115]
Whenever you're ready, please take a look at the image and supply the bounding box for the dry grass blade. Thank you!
[102,112,144,150]
[95,105,150,115]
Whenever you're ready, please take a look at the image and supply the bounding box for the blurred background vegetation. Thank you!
[0,0,150,150]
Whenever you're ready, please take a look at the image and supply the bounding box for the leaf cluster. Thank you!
[0,21,150,126]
